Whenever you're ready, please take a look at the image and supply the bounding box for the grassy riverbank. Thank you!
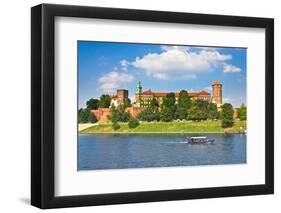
[79,120,246,134]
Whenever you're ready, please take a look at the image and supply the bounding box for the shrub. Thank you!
[160,107,175,122]
[222,118,234,128]
[99,94,111,108]
[187,100,208,121]
[221,103,234,128]
[88,113,97,123]
[112,122,120,130]
[136,110,160,122]
[109,108,130,123]
[128,117,139,128]
[86,98,99,110]
[78,108,90,123]
[175,107,187,120]
[237,104,247,121]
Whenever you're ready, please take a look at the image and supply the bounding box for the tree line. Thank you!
[137,90,221,122]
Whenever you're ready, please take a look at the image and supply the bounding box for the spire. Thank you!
[136,81,142,94]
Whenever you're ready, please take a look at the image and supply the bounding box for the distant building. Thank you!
[110,89,129,107]
[134,81,222,108]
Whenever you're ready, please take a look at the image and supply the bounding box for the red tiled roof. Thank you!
[142,91,169,97]
[142,90,210,97]
[198,90,210,95]
[188,92,197,97]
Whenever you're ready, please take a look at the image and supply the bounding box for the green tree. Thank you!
[160,107,174,122]
[149,97,159,112]
[112,121,120,130]
[208,103,220,120]
[128,117,140,128]
[187,100,209,121]
[221,103,234,128]
[237,104,247,121]
[120,111,130,122]
[160,93,176,121]
[175,90,191,120]
[188,105,205,121]
[123,98,132,108]
[175,107,188,120]
[136,108,160,122]
[88,113,97,123]
[78,108,90,123]
[109,108,130,123]
[99,94,111,108]
[78,108,83,114]
[162,93,176,108]
[178,90,192,108]
[86,98,99,110]
[109,109,118,123]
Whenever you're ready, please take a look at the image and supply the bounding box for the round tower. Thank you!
[212,81,222,107]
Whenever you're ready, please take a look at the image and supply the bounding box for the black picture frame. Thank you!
[31,3,274,209]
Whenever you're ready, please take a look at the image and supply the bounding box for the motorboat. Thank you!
[187,136,215,144]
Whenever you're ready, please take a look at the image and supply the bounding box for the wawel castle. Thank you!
[92,81,223,123]
[110,80,222,108]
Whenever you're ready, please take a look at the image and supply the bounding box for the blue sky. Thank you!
[78,41,246,108]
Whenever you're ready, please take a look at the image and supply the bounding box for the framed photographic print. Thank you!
[31,4,274,209]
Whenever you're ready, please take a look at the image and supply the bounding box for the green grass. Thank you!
[80,120,246,134]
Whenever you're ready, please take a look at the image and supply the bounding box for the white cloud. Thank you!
[98,71,134,94]
[199,50,231,61]
[120,59,130,71]
[223,64,241,73]
[131,46,232,80]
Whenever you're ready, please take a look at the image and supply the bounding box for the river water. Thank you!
[78,133,246,170]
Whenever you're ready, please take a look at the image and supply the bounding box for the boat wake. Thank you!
[187,141,215,145]
[163,141,187,144]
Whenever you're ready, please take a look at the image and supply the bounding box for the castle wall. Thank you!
[125,107,144,118]
[91,107,144,123]
[91,108,111,123]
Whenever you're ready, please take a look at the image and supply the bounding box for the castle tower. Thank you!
[212,81,222,107]
[135,81,142,107]
[117,89,128,105]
